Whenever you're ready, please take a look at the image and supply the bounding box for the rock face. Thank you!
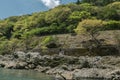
[0,52,120,80]
[73,68,111,79]
[107,69,120,80]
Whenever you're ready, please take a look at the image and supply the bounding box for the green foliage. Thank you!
[98,2,120,20]
[41,36,55,45]
[75,19,106,34]
[5,16,20,23]
[79,3,100,16]
[0,22,13,39]
[75,19,107,51]
[81,0,120,6]
[0,41,10,55]
[0,1,119,54]
[12,31,22,39]
[69,11,91,21]
[105,21,120,30]
[76,0,80,4]
[101,7,119,20]
[67,25,76,33]
[107,1,120,9]
[0,1,119,41]
[41,36,58,48]
[45,6,71,24]
[66,3,80,11]
[79,3,93,11]
[0,39,19,55]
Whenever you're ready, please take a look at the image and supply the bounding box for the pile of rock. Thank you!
[0,51,120,80]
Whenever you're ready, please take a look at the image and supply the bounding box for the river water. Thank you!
[0,68,53,80]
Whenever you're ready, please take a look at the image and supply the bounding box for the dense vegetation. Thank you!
[0,0,119,54]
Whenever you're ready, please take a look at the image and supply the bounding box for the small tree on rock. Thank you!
[75,19,106,48]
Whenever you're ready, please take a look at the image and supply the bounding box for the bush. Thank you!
[41,36,59,48]
[67,25,76,33]
[79,3,100,16]
[104,21,120,30]
[107,2,120,9]
[0,40,18,55]
[0,22,13,39]
[102,7,119,20]
[45,6,71,23]
[66,3,80,11]
[75,19,106,34]
[0,41,10,55]
[69,11,91,21]
[99,2,120,20]
[81,0,120,6]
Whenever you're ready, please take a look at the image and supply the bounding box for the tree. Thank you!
[79,3,100,16]
[81,0,120,6]
[76,0,80,4]
[75,19,106,47]
[69,11,91,21]
[98,2,120,20]
[0,22,13,39]
[45,6,71,24]
[81,0,90,3]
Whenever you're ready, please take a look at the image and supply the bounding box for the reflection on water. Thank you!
[0,68,53,80]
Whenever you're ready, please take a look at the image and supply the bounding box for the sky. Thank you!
[0,0,75,19]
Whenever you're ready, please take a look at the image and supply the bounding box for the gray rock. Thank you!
[61,71,73,80]
[16,62,27,69]
[35,65,51,73]
[107,69,120,80]
[73,68,111,79]
[26,52,41,59]
[28,64,36,69]
[54,73,66,80]
[46,68,65,75]
[4,61,17,69]
[13,51,26,61]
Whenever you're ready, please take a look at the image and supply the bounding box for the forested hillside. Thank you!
[0,0,119,55]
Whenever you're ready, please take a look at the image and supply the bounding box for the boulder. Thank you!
[4,61,17,69]
[54,73,66,80]
[73,68,111,80]
[13,51,26,60]
[107,69,120,80]
[61,71,73,80]
[26,52,41,59]
[35,66,50,73]
[16,62,27,69]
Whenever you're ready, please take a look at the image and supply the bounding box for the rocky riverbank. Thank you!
[0,51,120,80]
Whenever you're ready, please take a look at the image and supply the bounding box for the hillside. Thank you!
[0,0,119,55]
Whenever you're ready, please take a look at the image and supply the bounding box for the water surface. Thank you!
[0,68,53,80]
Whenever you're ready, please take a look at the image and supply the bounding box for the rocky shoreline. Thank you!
[0,51,120,80]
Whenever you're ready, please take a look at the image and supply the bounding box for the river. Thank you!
[0,68,53,80]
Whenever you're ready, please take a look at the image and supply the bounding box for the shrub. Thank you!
[45,7,71,23]
[99,2,120,20]
[75,19,106,34]
[69,11,91,21]
[0,40,19,55]
[104,21,120,30]
[0,22,13,39]
[107,2,120,9]
[79,3,100,16]
[41,36,59,48]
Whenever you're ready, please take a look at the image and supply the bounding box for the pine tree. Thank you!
[76,0,80,4]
